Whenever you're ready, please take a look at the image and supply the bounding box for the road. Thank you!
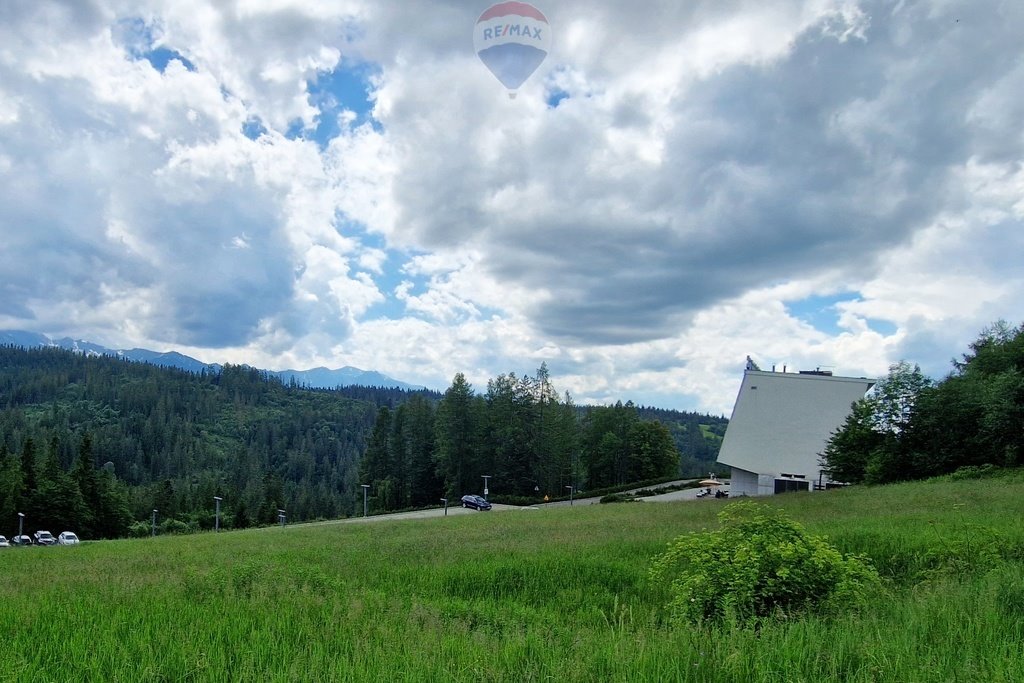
[539,479,730,507]
[301,479,731,526]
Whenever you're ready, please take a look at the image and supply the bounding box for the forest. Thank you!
[0,347,725,537]
[821,321,1024,483]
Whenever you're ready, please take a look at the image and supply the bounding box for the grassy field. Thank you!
[3,472,1024,682]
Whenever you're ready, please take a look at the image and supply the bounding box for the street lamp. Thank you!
[17,512,24,538]
[152,509,158,537]
[482,475,491,501]
[278,509,286,527]
[566,485,574,506]
[213,496,222,533]
[361,484,370,517]
[440,497,448,516]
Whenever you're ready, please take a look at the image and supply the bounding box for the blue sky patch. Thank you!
[546,87,570,108]
[143,46,196,73]
[241,117,268,141]
[116,18,195,73]
[865,318,898,336]
[786,292,858,335]
[305,61,381,148]
[334,218,414,321]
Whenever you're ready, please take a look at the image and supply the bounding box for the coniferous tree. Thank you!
[360,407,392,511]
[0,442,21,533]
[18,437,39,523]
[626,420,678,481]
[71,433,100,538]
[34,436,87,533]
[822,322,1024,483]
[486,373,536,496]
[435,374,484,497]
[403,395,441,506]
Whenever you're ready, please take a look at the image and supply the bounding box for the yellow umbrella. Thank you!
[699,479,722,486]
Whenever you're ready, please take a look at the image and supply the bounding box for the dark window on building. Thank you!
[775,479,810,494]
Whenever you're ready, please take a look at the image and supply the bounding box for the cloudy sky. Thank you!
[1,0,1021,414]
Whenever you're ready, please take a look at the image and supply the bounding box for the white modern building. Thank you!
[716,367,875,496]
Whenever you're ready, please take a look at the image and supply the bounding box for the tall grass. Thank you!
[2,471,1023,681]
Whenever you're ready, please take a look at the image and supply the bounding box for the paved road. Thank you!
[639,485,731,502]
[528,479,732,508]
[286,479,731,527]
[301,501,526,526]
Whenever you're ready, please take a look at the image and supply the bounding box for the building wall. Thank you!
[716,370,874,495]
[729,467,759,496]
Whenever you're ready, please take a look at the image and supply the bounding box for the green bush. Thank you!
[128,521,152,538]
[159,518,194,535]
[946,464,1001,481]
[650,501,881,626]
[599,494,637,504]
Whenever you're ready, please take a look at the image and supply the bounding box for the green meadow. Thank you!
[3,472,1024,682]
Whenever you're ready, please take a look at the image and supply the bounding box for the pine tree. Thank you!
[435,374,484,497]
[403,395,441,507]
[72,433,100,538]
[35,436,87,533]
[18,437,39,523]
[0,442,22,533]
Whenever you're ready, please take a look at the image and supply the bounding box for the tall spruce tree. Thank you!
[435,374,484,497]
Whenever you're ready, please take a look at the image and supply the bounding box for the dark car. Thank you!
[10,535,32,547]
[460,494,492,511]
[33,530,56,546]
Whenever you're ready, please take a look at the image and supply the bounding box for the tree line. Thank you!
[359,364,691,511]
[821,321,1024,483]
[0,346,726,536]
[0,347,376,537]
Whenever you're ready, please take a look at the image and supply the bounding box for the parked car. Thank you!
[33,530,56,546]
[460,494,492,511]
[10,535,32,547]
[0,535,9,548]
[57,531,80,545]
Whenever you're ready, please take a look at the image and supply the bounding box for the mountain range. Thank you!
[0,330,424,391]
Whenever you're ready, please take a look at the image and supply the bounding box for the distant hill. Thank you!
[0,345,382,532]
[0,345,730,536]
[270,366,425,391]
[0,330,424,390]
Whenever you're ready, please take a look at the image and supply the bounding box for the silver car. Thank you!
[0,535,9,548]
[57,531,80,545]
[33,530,56,546]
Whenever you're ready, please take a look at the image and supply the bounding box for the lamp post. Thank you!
[566,485,574,506]
[17,512,24,538]
[440,498,448,516]
[214,496,222,533]
[278,509,286,527]
[482,475,491,501]
[152,509,157,537]
[361,484,370,517]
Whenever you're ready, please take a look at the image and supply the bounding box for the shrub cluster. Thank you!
[599,493,635,504]
[650,501,881,626]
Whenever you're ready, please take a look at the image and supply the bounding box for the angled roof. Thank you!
[716,370,874,479]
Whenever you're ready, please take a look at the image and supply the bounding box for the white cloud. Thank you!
[1,0,1023,413]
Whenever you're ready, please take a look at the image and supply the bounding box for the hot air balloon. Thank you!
[473,2,551,98]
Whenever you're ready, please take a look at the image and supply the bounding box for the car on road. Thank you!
[0,535,9,548]
[33,530,56,546]
[10,535,32,547]
[460,494,492,511]
[57,531,80,545]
